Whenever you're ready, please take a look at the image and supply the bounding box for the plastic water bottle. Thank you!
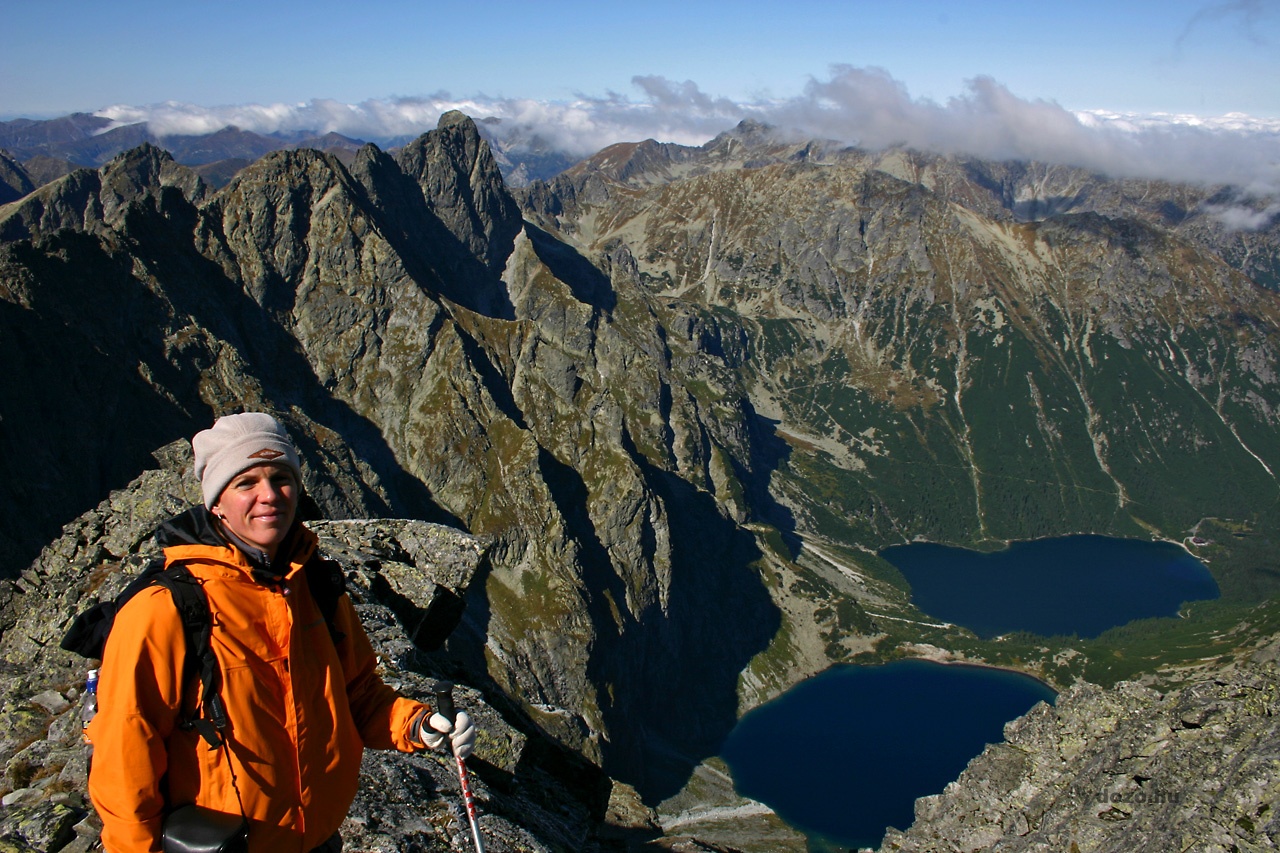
[81,669,98,742]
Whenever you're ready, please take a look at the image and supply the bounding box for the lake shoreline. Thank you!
[933,530,1197,551]
[895,643,1061,692]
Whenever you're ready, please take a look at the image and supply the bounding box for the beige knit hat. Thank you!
[192,413,302,509]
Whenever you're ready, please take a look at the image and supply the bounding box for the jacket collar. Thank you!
[154,506,314,584]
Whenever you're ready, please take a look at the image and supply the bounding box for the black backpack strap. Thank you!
[304,555,347,645]
[153,566,227,749]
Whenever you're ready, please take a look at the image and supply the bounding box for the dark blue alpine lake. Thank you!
[719,535,1216,848]
[880,534,1219,638]
[720,659,1055,850]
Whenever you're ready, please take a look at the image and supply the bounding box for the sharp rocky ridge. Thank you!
[1,112,1279,850]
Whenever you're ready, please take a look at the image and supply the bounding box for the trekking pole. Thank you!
[432,681,485,853]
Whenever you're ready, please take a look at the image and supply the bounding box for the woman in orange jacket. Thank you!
[87,412,476,852]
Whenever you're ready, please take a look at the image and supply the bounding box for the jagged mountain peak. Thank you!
[394,113,524,301]
[98,141,205,198]
[0,140,206,242]
[437,108,473,129]
[219,143,351,191]
[564,137,701,187]
[396,110,516,206]
[706,117,780,147]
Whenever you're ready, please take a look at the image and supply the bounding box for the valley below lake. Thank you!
[719,534,1219,849]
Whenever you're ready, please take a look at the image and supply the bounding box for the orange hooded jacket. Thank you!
[86,508,431,852]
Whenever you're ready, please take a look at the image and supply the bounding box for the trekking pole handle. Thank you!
[433,681,456,721]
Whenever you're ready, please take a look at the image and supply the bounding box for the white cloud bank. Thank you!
[97,66,1280,198]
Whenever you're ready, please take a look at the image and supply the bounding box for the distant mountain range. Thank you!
[0,112,576,189]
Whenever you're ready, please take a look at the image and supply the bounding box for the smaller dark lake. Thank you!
[880,534,1219,638]
[720,660,1055,850]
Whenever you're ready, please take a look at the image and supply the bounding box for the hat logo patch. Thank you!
[248,448,286,461]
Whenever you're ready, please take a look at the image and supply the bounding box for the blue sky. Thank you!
[3,0,1279,194]
[5,0,1278,118]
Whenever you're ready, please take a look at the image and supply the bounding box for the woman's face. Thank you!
[212,463,298,558]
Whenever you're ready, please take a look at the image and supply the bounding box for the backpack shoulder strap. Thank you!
[152,564,227,749]
[60,557,228,749]
[304,555,347,644]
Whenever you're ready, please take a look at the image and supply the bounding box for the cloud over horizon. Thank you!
[97,67,1280,197]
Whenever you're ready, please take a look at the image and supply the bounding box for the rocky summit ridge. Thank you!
[2,113,1280,849]
[0,442,622,852]
[879,654,1280,853]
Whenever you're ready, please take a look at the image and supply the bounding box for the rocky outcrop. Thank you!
[878,659,1280,852]
[0,441,634,851]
